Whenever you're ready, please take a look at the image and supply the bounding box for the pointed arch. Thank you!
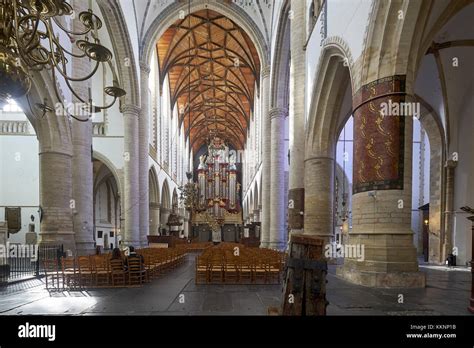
[161,179,171,209]
[149,167,160,204]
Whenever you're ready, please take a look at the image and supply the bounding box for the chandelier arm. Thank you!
[52,16,92,37]
[58,58,122,109]
[46,27,88,59]
[43,21,103,82]
[17,14,42,52]
[50,68,91,122]
[61,67,119,111]
[107,60,121,84]
[23,44,51,67]
[1,1,123,112]
[86,96,118,111]
[53,53,101,82]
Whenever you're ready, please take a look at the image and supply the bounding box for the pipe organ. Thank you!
[193,137,242,234]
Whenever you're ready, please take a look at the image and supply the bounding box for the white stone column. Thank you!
[71,118,95,255]
[260,65,271,247]
[269,108,288,250]
[149,203,160,236]
[122,104,141,247]
[338,76,424,288]
[70,0,95,255]
[139,62,150,246]
[303,156,334,242]
[39,148,76,252]
[288,0,307,233]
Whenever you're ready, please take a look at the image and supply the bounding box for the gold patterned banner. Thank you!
[353,75,406,194]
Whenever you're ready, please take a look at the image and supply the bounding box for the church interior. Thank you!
[0,0,473,324]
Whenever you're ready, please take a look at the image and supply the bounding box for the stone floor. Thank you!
[0,254,471,315]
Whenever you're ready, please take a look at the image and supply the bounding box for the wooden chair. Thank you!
[142,254,154,282]
[92,255,110,287]
[126,256,145,286]
[209,254,223,283]
[109,258,126,287]
[253,256,268,283]
[195,255,209,284]
[61,257,78,290]
[223,253,238,283]
[77,256,94,288]
[43,259,61,291]
[238,257,253,284]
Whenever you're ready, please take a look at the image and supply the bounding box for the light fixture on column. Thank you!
[0,0,125,120]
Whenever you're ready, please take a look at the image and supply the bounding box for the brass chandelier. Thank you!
[0,0,125,120]
[179,172,198,211]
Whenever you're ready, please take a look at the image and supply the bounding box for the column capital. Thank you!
[139,61,151,74]
[121,104,141,115]
[269,107,288,120]
[261,65,271,78]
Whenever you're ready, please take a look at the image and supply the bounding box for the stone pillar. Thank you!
[122,104,141,247]
[260,65,271,247]
[70,0,95,255]
[269,108,288,250]
[39,149,76,252]
[303,156,334,242]
[288,0,306,233]
[149,203,160,236]
[160,208,170,235]
[71,118,95,255]
[443,160,457,261]
[139,62,150,246]
[338,75,425,288]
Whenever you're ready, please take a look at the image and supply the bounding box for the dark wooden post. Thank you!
[467,216,474,314]
[281,234,328,315]
[460,206,474,314]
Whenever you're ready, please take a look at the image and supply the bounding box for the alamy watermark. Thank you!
[380,100,420,119]
[0,243,39,262]
[325,243,365,261]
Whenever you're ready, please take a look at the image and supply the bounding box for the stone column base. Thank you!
[336,266,425,288]
[336,233,426,288]
[39,231,76,255]
[75,241,96,256]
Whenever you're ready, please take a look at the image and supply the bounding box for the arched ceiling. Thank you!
[156,9,261,151]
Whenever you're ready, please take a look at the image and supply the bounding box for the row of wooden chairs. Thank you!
[137,248,186,281]
[195,246,286,284]
[175,242,213,252]
[43,248,186,290]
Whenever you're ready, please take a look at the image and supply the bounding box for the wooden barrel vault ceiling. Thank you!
[156,9,261,152]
